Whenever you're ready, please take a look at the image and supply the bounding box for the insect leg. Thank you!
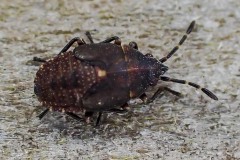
[37,108,49,119]
[84,111,107,127]
[106,108,129,113]
[95,103,129,126]
[59,37,86,55]
[85,31,94,43]
[84,111,94,124]
[160,76,218,100]
[33,57,47,63]
[149,87,182,102]
[160,21,195,63]
[106,103,130,113]
[140,87,182,104]
[66,112,84,122]
[163,87,182,96]
[99,36,121,45]
[139,93,148,103]
[95,112,102,126]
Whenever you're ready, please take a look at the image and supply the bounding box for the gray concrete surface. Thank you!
[0,0,239,159]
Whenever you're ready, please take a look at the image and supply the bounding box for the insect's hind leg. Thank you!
[66,112,84,122]
[33,57,47,63]
[37,108,49,119]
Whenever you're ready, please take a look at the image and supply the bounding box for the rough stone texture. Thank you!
[0,0,239,159]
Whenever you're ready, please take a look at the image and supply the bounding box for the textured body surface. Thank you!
[0,0,240,159]
[34,43,163,112]
[34,51,97,112]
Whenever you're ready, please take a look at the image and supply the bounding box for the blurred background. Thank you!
[0,0,239,159]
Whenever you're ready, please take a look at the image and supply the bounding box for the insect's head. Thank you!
[144,21,196,86]
[146,57,169,86]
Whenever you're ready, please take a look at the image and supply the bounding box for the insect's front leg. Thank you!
[85,31,94,44]
[59,37,86,55]
[83,103,130,126]
[107,103,129,113]
[99,36,121,45]
[139,87,182,104]
[82,111,102,126]
[85,31,121,45]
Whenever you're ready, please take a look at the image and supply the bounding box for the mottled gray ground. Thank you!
[0,0,239,159]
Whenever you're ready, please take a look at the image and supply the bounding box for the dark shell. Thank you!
[34,43,164,113]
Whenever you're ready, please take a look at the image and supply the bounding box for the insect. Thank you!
[33,21,218,126]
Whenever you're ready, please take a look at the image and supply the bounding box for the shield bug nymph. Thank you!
[33,21,218,126]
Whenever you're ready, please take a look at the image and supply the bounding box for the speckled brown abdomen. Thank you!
[34,51,98,113]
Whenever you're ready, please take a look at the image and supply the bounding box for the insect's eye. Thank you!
[160,64,168,75]
[148,71,158,86]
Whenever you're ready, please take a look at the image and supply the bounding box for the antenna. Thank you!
[160,21,195,63]
[160,76,218,100]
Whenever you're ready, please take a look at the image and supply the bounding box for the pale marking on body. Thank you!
[97,69,107,77]
[130,91,134,98]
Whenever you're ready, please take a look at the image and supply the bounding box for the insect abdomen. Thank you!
[34,51,97,113]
